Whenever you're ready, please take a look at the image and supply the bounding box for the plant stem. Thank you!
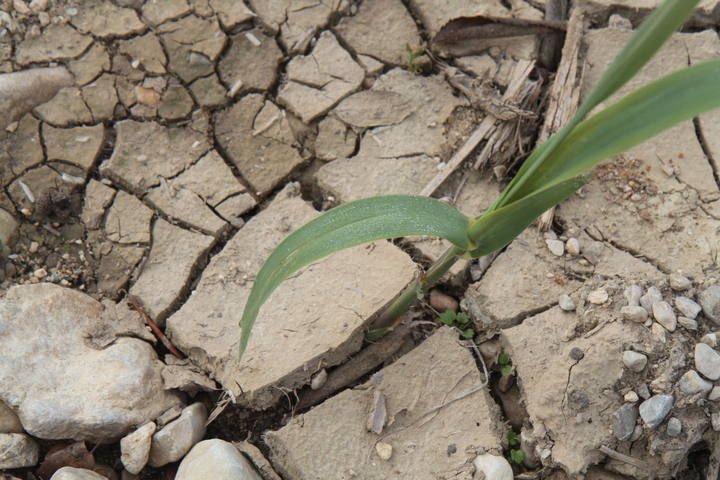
[373,245,465,329]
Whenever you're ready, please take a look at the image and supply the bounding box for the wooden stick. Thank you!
[128,295,184,359]
[536,8,587,231]
[420,59,536,197]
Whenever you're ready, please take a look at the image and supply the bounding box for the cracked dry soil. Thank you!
[0,0,720,479]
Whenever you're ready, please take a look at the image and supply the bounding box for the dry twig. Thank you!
[127,295,184,359]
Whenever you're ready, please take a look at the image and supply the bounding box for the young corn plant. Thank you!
[238,0,720,358]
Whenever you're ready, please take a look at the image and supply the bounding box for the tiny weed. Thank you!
[406,44,426,74]
[437,310,474,339]
[510,448,526,465]
[506,430,525,465]
[499,351,513,377]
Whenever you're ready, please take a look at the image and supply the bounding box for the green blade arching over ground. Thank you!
[467,176,587,257]
[493,0,700,210]
[509,60,720,198]
[238,196,471,358]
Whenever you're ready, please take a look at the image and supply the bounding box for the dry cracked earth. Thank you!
[1,0,720,479]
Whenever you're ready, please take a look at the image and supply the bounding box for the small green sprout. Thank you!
[506,429,520,447]
[499,351,513,377]
[437,310,474,339]
[406,44,426,74]
[509,449,526,465]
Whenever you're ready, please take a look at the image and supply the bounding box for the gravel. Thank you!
[546,239,565,256]
[639,394,674,429]
[678,316,698,330]
[588,288,609,305]
[640,286,663,312]
[624,284,642,307]
[669,273,692,291]
[678,369,713,395]
[565,237,580,256]
[612,404,638,440]
[695,343,720,381]
[675,296,702,319]
[699,285,720,323]
[621,305,648,323]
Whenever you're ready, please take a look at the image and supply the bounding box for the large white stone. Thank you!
[176,439,262,480]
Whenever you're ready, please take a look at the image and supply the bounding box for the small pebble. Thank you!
[678,316,698,331]
[695,343,720,381]
[699,285,720,323]
[623,351,647,372]
[624,391,639,403]
[612,404,638,440]
[709,387,720,401]
[569,347,584,361]
[652,301,677,332]
[624,284,642,307]
[669,273,692,291]
[546,239,564,256]
[588,288,609,305]
[621,305,648,323]
[651,323,667,343]
[28,241,39,253]
[375,442,392,461]
[678,370,713,395]
[33,268,47,279]
[565,237,581,256]
[639,394,674,429]
[558,294,575,312]
[675,296,702,319]
[637,383,651,400]
[701,333,718,348]
[666,417,682,437]
[429,290,458,312]
[310,369,327,390]
[640,286,662,312]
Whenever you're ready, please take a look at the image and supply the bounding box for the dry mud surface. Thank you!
[0,0,719,479]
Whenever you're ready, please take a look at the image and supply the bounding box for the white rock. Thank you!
[624,391,639,403]
[0,284,180,441]
[639,394,673,429]
[588,288,609,305]
[640,286,662,312]
[545,239,564,256]
[713,413,720,432]
[652,301,677,332]
[473,453,513,480]
[0,433,38,468]
[701,333,718,348]
[149,403,207,467]
[565,237,580,256]
[375,442,392,461]
[675,296,702,319]
[50,467,107,480]
[176,439,262,480]
[669,273,692,291]
[310,369,328,390]
[678,370,713,395]
[678,316,698,330]
[700,285,720,323]
[121,422,156,474]
[709,387,720,401]
[621,305,648,323]
[558,294,575,312]
[622,351,648,372]
[695,343,720,381]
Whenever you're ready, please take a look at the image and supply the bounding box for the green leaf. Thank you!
[438,310,457,326]
[510,449,526,465]
[494,0,700,209]
[507,430,520,447]
[461,328,475,339]
[468,176,586,257]
[498,351,511,366]
[509,60,720,200]
[456,312,470,325]
[239,196,471,358]
[501,365,513,377]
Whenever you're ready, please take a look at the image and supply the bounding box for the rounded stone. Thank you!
[623,351,648,372]
[176,439,262,480]
[149,403,207,467]
[666,417,682,437]
[473,453,513,480]
[559,294,575,312]
[675,296,702,319]
[546,239,564,256]
[50,467,106,480]
[652,301,677,332]
[612,404,637,440]
[639,394,673,429]
[621,305,648,323]
[565,237,581,256]
[695,343,720,381]
[678,370,713,395]
[699,285,720,323]
[669,273,692,291]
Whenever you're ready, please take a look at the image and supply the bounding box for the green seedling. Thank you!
[498,351,513,377]
[437,310,474,338]
[406,44,426,74]
[506,430,526,465]
[238,0,720,359]
[509,448,526,465]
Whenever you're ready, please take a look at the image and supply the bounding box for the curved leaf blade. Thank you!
[494,0,700,209]
[508,60,720,199]
[468,176,586,257]
[239,196,471,358]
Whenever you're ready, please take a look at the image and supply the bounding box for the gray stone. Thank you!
[621,305,649,323]
[695,343,720,381]
[612,404,637,441]
[50,468,107,480]
[558,294,575,312]
[0,433,38,468]
[121,422,156,474]
[176,439,262,480]
[166,185,416,408]
[640,287,663,312]
[678,370,713,395]
[149,403,207,467]
[0,284,181,440]
[652,301,677,332]
[278,31,364,122]
[699,285,720,323]
[335,0,421,65]
[624,284,642,307]
[669,273,692,291]
[622,351,647,372]
[666,417,682,437]
[675,296,702,320]
[546,239,565,256]
[639,394,674,429]
[265,328,501,479]
[713,413,720,432]
[129,219,214,322]
[678,316,699,331]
